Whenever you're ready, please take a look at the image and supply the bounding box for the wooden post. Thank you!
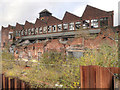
[21,81,25,89]
[8,77,11,89]
[2,74,5,89]
[80,66,83,88]
[14,78,17,88]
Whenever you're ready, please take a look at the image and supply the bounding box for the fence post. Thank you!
[8,77,11,89]
[2,74,5,89]
[21,81,25,89]
[80,66,83,88]
[14,78,17,88]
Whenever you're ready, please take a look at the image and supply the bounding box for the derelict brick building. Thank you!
[1,5,117,59]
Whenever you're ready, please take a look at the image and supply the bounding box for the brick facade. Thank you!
[1,5,117,59]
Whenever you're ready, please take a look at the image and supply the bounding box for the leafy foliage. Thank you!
[2,43,118,88]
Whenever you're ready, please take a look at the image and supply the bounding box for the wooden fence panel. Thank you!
[2,65,120,89]
[80,65,120,88]
[96,66,101,88]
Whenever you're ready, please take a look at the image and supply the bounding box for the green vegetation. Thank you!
[2,43,118,88]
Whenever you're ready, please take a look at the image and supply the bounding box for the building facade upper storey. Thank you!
[1,5,114,48]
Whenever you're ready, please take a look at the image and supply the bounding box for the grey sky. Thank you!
[0,0,119,30]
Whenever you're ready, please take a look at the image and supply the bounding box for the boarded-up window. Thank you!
[75,22,81,30]
[57,24,62,32]
[39,27,42,34]
[100,17,108,27]
[48,26,52,33]
[91,19,98,28]
[52,25,57,32]
[69,22,74,30]
[83,20,90,29]
[63,23,68,31]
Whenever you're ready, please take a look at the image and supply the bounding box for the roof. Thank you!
[35,18,47,27]
[39,9,52,14]
[62,11,81,23]
[47,16,62,25]
[82,5,112,20]
[15,23,24,31]
[24,21,34,29]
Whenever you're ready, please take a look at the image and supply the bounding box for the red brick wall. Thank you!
[45,39,64,52]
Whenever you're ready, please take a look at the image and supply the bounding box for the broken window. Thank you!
[57,24,62,32]
[75,22,81,30]
[21,30,24,36]
[69,22,74,30]
[28,29,31,35]
[18,31,21,36]
[24,29,27,35]
[83,20,90,29]
[52,25,57,32]
[31,28,35,35]
[35,28,38,34]
[8,34,12,39]
[43,26,47,33]
[91,19,98,28]
[63,23,68,31]
[100,17,108,27]
[48,26,52,33]
[15,31,18,36]
[39,27,42,34]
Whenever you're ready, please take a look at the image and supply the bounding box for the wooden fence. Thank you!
[1,65,120,89]
[2,74,30,89]
[80,65,120,89]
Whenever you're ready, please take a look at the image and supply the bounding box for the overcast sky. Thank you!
[0,0,120,29]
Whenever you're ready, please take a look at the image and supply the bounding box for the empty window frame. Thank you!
[69,22,74,30]
[75,22,81,30]
[18,31,21,36]
[63,23,68,31]
[91,19,98,28]
[43,26,47,33]
[31,28,35,35]
[83,20,90,29]
[35,28,38,34]
[15,31,18,36]
[52,25,57,32]
[57,24,62,32]
[8,34,12,39]
[24,29,27,35]
[100,17,108,27]
[21,30,24,36]
[39,27,42,34]
[28,29,31,35]
[48,26,52,33]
